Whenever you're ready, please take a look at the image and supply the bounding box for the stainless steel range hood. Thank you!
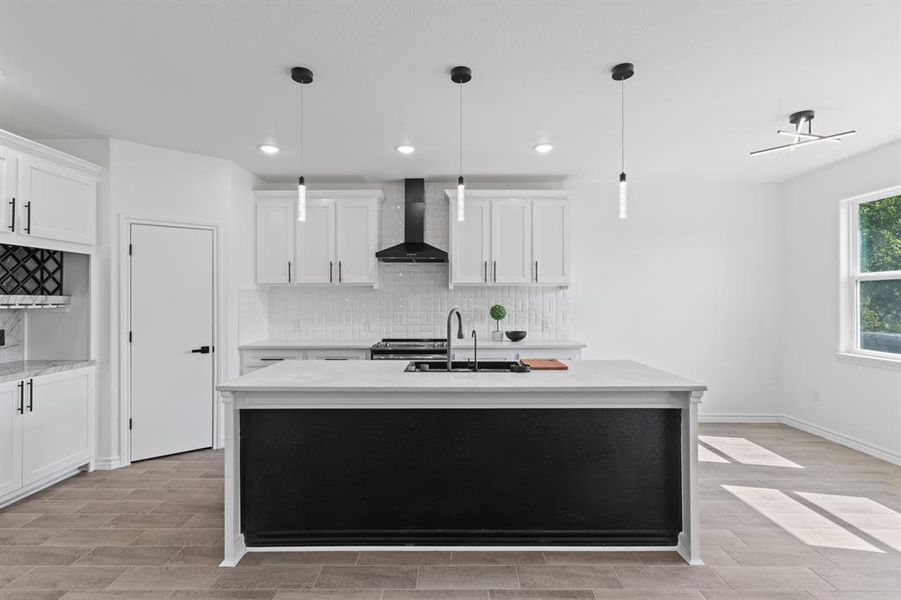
[375,179,447,263]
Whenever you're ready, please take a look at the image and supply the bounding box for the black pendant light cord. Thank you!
[300,82,305,175]
[459,80,464,179]
[620,78,625,174]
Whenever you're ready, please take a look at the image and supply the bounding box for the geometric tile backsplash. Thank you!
[0,244,64,295]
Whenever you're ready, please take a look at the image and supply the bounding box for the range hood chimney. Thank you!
[375,179,448,263]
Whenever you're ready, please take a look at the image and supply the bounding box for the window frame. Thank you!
[840,185,901,366]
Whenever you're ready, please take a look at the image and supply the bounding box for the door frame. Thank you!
[119,217,221,466]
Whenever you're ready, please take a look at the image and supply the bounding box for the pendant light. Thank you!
[291,66,313,221]
[451,66,471,221]
[611,62,634,219]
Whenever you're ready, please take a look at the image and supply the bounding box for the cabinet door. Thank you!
[451,198,491,284]
[335,200,376,285]
[0,381,23,497]
[17,153,96,247]
[0,146,18,237]
[22,368,93,486]
[256,199,295,284]
[532,200,570,285]
[491,199,532,284]
[296,200,335,283]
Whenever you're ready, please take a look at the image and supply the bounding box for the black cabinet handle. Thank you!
[17,381,23,414]
[535,260,539,282]
[287,261,292,283]
[484,261,488,283]
[329,261,333,283]
[24,201,31,234]
[338,261,343,283]
[191,346,211,354]
[8,198,15,232]
[27,379,33,412]
[493,261,497,282]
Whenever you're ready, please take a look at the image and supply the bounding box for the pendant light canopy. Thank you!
[451,66,471,222]
[292,66,313,222]
[611,62,634,219]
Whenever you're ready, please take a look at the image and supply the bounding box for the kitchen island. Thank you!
[218,360,706,566]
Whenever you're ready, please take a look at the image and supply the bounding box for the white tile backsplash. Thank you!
[239,181,570,342]
[0,310,24,362]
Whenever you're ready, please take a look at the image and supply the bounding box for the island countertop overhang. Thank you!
[217,359,707,395]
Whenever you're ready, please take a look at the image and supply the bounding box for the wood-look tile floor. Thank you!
[1,423,899,599]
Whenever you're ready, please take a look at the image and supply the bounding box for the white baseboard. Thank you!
[94,456,126,470]
[782,415,901,466]
[699,413,901,466]
[699,413,783,423]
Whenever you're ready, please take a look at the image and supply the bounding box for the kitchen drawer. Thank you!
[306,349,368,360]
[241,350,305,370]
[517,349,577,361]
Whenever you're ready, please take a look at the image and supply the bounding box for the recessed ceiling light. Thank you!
[533,143,554,154]
[396,145,416,154]
[257,144,280,155]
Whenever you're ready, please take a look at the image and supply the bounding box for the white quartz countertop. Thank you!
[218,359,706,394]
[0,359,96,384]
[238,337,585,350]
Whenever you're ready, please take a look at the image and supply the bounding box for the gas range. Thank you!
[370,338,448,361]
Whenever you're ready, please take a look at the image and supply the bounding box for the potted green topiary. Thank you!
[489,304,506,341]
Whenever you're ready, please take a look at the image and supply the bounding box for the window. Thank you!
[848,190,901,358]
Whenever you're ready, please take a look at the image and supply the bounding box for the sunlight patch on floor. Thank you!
[798,491,901,552]
[700,435,803,468]
[723,484,883,553]
[699,443,730,463]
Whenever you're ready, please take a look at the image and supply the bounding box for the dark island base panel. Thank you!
[240,408,683,546]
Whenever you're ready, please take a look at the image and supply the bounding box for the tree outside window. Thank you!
[857,194,901,355]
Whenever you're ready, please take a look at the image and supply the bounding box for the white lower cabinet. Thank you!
[240,348,369,374]
[0,366,94,506]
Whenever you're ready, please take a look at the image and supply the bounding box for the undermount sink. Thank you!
[405,360,531,373]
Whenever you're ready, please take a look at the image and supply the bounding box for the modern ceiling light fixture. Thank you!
[533,143,554,154]
[291,66,313,221]
[257,144,280,155]
[750,110,856,156]
[396,144,416,154]
[451,65,471,221]
[611,62,634,219]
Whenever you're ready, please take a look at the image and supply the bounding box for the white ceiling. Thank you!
[1,1,899,184]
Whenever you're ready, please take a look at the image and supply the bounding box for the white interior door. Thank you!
[451,198,491,284]
[130,223,214,461]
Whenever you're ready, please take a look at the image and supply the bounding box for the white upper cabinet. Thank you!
[450,198,490,284]
[532,199,570,285]
[334,200,377,285]
[18,154,96,247]
[256,190,382,287]
[256,198,295,284]
[448,190,569,288]
[296,200,335,284]
[0,131,101,253]
[492,199,533,284]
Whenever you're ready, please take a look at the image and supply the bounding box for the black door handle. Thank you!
[191,346,212,354]
[26,379,33,412]
[24,201,31,234]
[8,198,15,232]
[17,381,23,414]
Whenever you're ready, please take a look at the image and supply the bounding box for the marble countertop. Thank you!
[239,337,585,350]
[219,359,706,394]
[0,359,96,384]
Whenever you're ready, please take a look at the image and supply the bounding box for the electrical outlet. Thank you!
[812,390,821,403]
[541,319,550,331]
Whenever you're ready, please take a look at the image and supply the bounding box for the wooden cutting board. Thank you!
[521,359,568,371]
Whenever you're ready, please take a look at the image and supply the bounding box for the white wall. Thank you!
[567,180,785,418]
[780,141,901,462]
[41,138,259,466]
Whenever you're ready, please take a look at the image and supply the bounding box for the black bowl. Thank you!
[505,330,527,342]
